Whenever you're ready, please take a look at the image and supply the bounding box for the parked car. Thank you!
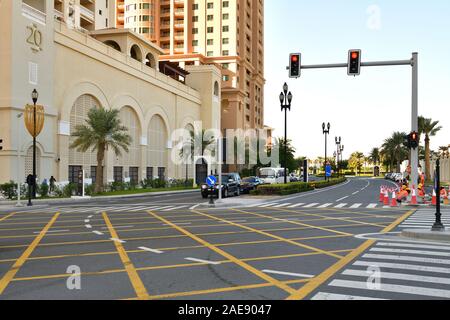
[289,174,301,182]
[241,177,262,194]
[201,173,242,199]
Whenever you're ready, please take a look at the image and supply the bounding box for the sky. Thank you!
[264,0,450,160]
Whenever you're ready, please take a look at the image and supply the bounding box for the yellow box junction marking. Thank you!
[286,209,416,300]
[0,212,60,295]
[102,212,149,300]
[195,209,344,260]
[0,212,18,223]
[148,210,298,296]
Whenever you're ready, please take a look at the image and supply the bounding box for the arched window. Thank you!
[25,146,41,180]
[69,95,99,167]
[115,106,141,169]
[214,81,219,96]
[130,44,142,62]
[104,40,121,52]
[148,115,168,176]
[145,53,156,68]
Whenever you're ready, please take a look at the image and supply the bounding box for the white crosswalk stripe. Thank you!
[303,203,319,208]
[287,203,305,208]
[312,292,386,300]
[318,203,333,208]
[366,203,378,209]
[259,203,279,208]
[273,203,292,208]
[349,203,362,209]
[334,203,347,208]
[163,205,188,211]
[312,240,450,300]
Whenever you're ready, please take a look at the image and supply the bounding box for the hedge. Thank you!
[251,177,347,196]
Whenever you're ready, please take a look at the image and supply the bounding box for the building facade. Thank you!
[115,0,265,135]
[0,0,221,186]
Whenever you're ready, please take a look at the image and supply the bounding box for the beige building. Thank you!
[0,0,222,186]
[114,0,265,136]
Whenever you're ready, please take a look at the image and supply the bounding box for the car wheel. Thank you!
[235,187,240,196]
[202,194,208,199]
[223,188,228,198]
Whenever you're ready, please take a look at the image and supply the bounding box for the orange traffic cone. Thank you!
[383,189,389,205]
[379,187,385,202]
[432,189,437,206]
[391,191,398,207]
[410,185,418,205]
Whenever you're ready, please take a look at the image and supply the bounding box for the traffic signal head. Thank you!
[348,49,361,76]
[289,53,301,78]
[409,131,419,149]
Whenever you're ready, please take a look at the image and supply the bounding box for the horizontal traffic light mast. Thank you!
[286,51,419,195]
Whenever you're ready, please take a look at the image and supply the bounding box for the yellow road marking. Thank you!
[193,209,344,259]
[128,278,311,300]
[148,210,298,296]
[0,222,376,250]
[286,209,416,300]
[0,212,18,223]
[102,212,149,300]
[0,212,60,295]
[0,234,351,264]
[233,208,353,236]
[12,249,353,282]
[270,207,389,228]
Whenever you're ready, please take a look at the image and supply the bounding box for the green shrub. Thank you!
[0,181,17,200]
[63,183,77,197]
[252,177,347,196]
[85,184,95,196]
[39,182,49,198]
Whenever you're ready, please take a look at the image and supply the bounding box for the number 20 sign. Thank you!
[26,24,43,52]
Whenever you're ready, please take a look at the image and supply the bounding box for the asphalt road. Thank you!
[0,177,449,300]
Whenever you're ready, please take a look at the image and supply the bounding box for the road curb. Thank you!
[0,189,198,207]
[401,229,450,243]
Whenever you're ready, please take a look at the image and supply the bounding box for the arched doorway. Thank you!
[25,146,41,181]
[114,106,141,184]
[195,158,208,186]
[148,115,168,181]
[68,94,100,184]
[104,40,121,52]
[145,53,156,68]
[130,44,142,62]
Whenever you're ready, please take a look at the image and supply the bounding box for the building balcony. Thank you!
[22,2,46,25]
[80,5,94,22]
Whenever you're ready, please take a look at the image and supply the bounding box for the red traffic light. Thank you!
[291,55,299,62]
[351,52,359,59]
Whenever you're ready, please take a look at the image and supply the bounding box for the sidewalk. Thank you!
[0,189,198,209]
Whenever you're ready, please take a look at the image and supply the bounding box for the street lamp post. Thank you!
[339,145,344,176]
[279,83,293,184]
[31,89,38,199]
[335,137,342,178]
[16,113,24,207]
[24,89,44,207]
[322,123,331,181]
[432,158,445,231]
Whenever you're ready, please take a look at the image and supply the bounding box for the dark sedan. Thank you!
[201,173,242,198]
[241,177,262,194]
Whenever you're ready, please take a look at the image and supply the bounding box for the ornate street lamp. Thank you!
[279,83,293,184]
[335,137,342,177]
[322,122,331,181]
[24,89,45,206]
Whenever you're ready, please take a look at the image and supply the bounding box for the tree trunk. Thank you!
[95,145,105,193]
[425,135,431,181]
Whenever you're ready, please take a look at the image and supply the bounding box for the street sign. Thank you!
[206,175,217,187]
[325,165,332,178]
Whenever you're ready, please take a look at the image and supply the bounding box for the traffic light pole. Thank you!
[291,52,419,198]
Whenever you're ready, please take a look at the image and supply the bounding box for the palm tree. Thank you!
[369,148,380,166]
[70,108,132,193]
[179,129,216,182]
[348,152,364,175]
[418,117,442,180]
[381,132,409,173]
